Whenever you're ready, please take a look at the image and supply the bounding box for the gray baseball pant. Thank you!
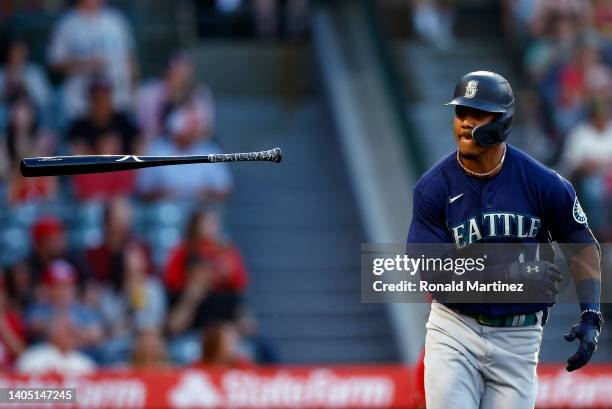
[424,301,544,409]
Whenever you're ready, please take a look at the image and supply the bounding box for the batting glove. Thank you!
[508,260,563,297]
[564,310,603,372]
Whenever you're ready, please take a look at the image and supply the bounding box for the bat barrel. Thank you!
[20,155,145,177]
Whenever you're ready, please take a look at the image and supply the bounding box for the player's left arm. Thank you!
[560,243,602,372]
[544,173,603,372]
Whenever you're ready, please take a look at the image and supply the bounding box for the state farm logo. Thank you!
[168,369,394,408]
[537,370,612,408]
[170,371,223,408]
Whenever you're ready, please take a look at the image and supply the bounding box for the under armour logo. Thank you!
[464,80,478,98]
[526,266,539,274]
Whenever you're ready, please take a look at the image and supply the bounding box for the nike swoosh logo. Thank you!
[449,193,464,203]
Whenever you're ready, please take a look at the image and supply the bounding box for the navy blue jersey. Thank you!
[407,144,596,316]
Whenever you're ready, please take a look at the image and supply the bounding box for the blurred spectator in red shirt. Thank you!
[166,210,247,363]
[86,197,153,284]
[27,216,88,285]
[68,77,141,200]
[131,328,169,368]
[200,321,252,368]
[47,0,137,119]
[0,276,26,369]
[17,312,96,375]
[2,90,57,205]
[136,52,214,141]
[165,210,247,298]
[136,103,232,202]
[26,260,104,356]
[0,37,51,118]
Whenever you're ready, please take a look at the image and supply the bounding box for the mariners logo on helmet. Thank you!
[464,80,478,98]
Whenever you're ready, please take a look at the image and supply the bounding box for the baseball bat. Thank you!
[20,147,282,177]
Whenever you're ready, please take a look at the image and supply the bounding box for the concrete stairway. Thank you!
[217,95,399,363]
[208,76,399,362]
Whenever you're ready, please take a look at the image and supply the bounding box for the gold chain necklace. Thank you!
[456,144,506,178]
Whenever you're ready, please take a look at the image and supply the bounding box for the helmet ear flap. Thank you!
[472,111,512,146]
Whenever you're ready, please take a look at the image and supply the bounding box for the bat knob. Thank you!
[272,148,282,163]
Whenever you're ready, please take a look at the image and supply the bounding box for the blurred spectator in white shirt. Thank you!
[17,312,96,375]
[412,0,455,50]
[562,99,612,176]
[136,52,214,141]
[27,260,104,353]
[0,37,51,123]
[136,103,232,202]
[47,0,137,119]
[561,99,612,236]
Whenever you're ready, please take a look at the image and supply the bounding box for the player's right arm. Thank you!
[406,186,455,286]
[407,185,448,244]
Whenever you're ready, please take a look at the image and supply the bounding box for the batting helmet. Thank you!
[445,71,515,147]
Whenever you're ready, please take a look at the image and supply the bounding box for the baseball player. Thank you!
[406,71,603,409]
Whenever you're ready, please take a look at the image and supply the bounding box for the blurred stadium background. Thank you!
[0,0,610,407]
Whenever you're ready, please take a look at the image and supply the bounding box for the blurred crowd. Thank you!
[0,0,279,375]
[502,0,612,240]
